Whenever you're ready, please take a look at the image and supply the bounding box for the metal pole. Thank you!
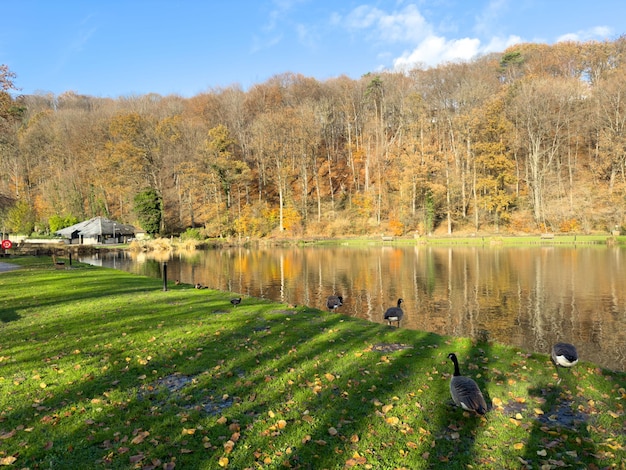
[162,262,168,291]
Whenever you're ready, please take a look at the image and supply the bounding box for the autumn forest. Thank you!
[1,38,626,238]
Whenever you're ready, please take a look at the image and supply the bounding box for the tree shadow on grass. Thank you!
[0,308,20,323]
[195,313,448,469]
[0,294,451,469]
[2,266,616,469]
[424,340,495,468]
[522,381,598,468]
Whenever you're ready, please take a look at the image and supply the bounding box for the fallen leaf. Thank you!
[537,449,547,456]
[514,443,524,450]
[0,430,16,440]
[345,452,367,467]
[223,440,235,453]
[328,427,338,436]
[131,431,150,444]
[218,456,229,467]
[0,456,17,465]
[386,416,400,425]
[129,454,144,463]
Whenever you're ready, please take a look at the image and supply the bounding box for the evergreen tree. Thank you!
[133,189,162,235]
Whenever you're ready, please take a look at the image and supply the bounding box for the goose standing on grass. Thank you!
[447,352,488,415]
[383,298,404,327]
[326,295,343,312]
[230,297,242,307]
[551,342,578,382]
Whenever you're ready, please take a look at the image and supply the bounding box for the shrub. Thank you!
[180,227,203,241]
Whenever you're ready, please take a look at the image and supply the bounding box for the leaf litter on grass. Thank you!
[2,261,626,469]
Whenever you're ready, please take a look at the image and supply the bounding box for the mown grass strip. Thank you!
[299,234,625,247]
[0,257,624,469]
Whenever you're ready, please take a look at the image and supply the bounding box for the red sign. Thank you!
[1,240,12,250]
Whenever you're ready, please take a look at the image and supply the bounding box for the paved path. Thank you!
[0,261,19,273]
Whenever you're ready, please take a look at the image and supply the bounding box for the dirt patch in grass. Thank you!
[138,373,235,415]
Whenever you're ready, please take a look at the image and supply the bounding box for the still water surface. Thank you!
[81,245,626,372]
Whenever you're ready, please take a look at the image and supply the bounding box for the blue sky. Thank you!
[1,0,624,98]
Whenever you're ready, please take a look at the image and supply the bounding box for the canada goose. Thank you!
[230,297,242,307]
[551,342,578,382]
[195,283,207,289]
[383,298,404,327]
[551,342,578,368]
[326,295,343,311]
[447,352,488,415]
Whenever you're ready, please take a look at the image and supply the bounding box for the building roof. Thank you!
[55,216,136,238]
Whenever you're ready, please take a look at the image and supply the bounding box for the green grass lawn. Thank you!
[1,257,625,469]
[303,234,625,247]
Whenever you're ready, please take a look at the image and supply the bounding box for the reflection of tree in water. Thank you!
[84,245,626,372]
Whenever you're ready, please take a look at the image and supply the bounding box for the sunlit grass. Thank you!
[302,234,624,247]
[0,257,624,469]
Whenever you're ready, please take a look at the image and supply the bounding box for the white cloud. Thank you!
[392,35,480,70]
[334,3,528,73]
[251,33,283,54]
[473,0,510,36]
[557,26,612,43]
[341,4,431,43]
[376,4,430,43]
[296,23,318,49]
[481,34,523,53]
[392,33,523,71]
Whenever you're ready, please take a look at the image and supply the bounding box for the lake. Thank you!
[80,244,626,372]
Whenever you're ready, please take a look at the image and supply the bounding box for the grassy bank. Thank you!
[301,234,626,247]
[1,257,625,469]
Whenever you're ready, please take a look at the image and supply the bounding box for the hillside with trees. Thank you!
[1,38,626,239]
